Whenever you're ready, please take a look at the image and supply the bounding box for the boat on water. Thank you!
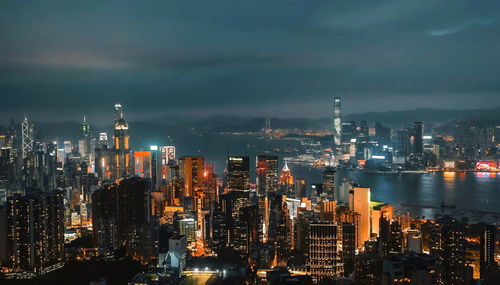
[441,199,456,209]
[400,170,428,174]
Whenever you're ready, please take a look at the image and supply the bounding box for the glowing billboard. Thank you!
[475,161,498,171]
[160,146,175,165]
[443,161,455,169]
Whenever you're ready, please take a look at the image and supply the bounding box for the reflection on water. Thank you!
[442,171,456,192]
[335,169,500,222]
[475,172,498,178]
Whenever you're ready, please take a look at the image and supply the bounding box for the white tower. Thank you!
[21,117,33,159]
[333,97,342,154]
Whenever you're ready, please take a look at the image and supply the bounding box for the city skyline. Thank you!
[1,100,499,284]
[1,1,500,284]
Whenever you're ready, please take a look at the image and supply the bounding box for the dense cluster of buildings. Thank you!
[287,97,500,172]
[0,102,498,284]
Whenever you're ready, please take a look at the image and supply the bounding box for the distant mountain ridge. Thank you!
[342,107,500,128]
[2,107,499,141]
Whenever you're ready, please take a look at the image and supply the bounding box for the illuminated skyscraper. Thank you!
[256,155,278,195]
[132,151,152,178]
[480,224,495,281]
[113,104,130,181]
[159,146,176,165]
[349,186,371,248]
[319,200,336,221]
[114,103,122,121]
[179,156,205,197]
[98,133,108,148]
[220,190,250,249]
[234,205,261,257]
[6,191,64,275]
[333,97,342,154]
[79,116,93,166]
[81,116,90,137]
[227,156,249,191]
[322,167,336,199]
[429,216,467,285]
[307,222,342,281]
[279,162,294,193]
[21,117,34,159]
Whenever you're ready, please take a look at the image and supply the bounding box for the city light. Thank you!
[2,1,499,282]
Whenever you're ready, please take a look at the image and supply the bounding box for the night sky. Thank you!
[1,0,500,123]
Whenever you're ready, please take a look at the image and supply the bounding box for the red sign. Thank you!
[475,161,497,170]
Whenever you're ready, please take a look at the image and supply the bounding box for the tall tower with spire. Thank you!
[81,116,90,137]
[79,116,93,166]
[279,162,294,194]
[333,97,342,155]
[113,104,130,180]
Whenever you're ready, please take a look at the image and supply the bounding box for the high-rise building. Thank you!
[113,104,130,181]
[322,167,335,199]
[397,130,411,156]
[374,122,391,146]
[220,190,250,249]
[307,222,342,282]
[480,224,495,281]
[98,133,108,148]
[203,162,218,206]
[406,229,422,253]
[342,222,356,277]
[381,252,437,284]
[388,221,403,254]
[275,197,291,266]
[429,216,467,285]
[296,209,320,259]
[20,142,58,193]
[78,116,94,167]
[92,177,157,263]
[81,116,90,137]
[178,218,196,243]
[256,155,278,195]
[179,156,205,197]
[371,202,394,236]
[279,162,294,193]
[132,151,152,178]
[319,200,336,222]
[227,156,249,191]
[349,186,371,248]
[294,179,306,198]
[359,121,369,140]
[159,146,175,166]
[234,205,261,257]
[411,122,423,155]
[354,240,382,285]
[333,97,342,154]
[6,191,64,276]
[341,121,357,144]
[21,117,34,160]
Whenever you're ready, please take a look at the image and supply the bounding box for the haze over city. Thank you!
[1,0,500,122]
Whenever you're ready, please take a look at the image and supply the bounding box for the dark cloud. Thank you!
[1,0,500,122]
